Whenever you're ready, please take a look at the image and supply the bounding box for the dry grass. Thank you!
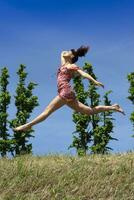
[0,152,134,200]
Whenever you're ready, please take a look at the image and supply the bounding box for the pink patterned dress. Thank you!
[57,65,80,102]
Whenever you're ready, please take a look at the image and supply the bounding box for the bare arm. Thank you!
[77,69,104,88]
[77,69,96,82]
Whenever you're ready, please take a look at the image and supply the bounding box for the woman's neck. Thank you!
[61,61,72,66]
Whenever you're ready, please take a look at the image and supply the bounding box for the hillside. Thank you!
[0,153,134,200]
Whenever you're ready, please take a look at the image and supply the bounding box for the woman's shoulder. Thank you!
[67,64,80,70]
[59,63,80,71]
[69,64,78,68]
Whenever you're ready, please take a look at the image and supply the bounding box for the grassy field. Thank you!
[0,152,134,200]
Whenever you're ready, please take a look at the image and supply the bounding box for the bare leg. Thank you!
[13,95,66,131]
[65,100,125,115]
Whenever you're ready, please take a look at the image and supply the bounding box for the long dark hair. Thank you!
[71,45,89,63]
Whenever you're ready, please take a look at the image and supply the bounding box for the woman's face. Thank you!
[61,50,74,59]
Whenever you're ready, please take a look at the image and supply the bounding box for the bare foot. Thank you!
[13,124,32,131]
[112,104,125,115]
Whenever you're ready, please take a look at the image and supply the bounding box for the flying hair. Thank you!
[71,45,89,63]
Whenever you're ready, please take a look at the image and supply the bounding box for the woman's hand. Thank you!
[94,81,104,88]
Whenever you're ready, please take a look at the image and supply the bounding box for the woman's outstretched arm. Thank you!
[77,69,104,88]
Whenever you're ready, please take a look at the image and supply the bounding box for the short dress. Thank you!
[57,65,80,102]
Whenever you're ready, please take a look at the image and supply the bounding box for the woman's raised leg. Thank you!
[14,95,66,131]
[65,99,125,115]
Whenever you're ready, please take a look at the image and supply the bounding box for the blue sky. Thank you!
[0,0,134,156]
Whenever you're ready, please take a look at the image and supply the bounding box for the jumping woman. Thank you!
[14,45,125,132]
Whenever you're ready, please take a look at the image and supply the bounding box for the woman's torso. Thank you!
[57,64,80,89]
[57,65,73,90]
